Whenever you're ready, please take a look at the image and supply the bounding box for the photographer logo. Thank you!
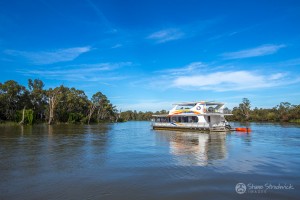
[236,183,246,194]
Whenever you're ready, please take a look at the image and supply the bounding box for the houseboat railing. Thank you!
[205,108,232,114]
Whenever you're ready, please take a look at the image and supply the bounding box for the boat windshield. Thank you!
[176,105,194,110]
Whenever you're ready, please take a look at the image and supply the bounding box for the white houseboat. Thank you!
[152,101,232,132]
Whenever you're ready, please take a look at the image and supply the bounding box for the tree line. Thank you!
[119,110,168,122]
[0,79,118,125]
[226,98,300,123]
[0,79,169,125]
[119,98,300,123]
[1,80,299,125]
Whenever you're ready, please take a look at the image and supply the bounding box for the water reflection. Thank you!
[0,122,300,199]
[155,131,227,166]
[235,132,252,145]
[0,124,112,181]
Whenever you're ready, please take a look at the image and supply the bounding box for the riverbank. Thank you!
[1,119,300,128]
[0,121,115,126]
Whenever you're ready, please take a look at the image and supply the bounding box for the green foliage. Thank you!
[15,110,23,122]
[28,79,47,121]
[46,85,101,124]
[116,118,126,122]
[0,80,29,120]
[119,110,167,121]
[80,116,88,124]
[239,98,251,120]
[0,79,120,125]
[68,113,84,124]
[226,99,300,123]
[87,91,118,123]
[290,119,300,123]
[1,79,300,125]
[16,109,34,125]
[26,109,34,125]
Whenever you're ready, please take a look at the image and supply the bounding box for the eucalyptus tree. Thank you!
[120,110,134,121]
[0,80,29,121]
[47,86,90,124]
[289,104,300,121]
[28,79,47,120]
[239,98,251,121]
[101,102,116,121]
[276,102,291,122]
[58,87,89,123]
[47,86,64,125]
[87,92,106,124]
[86,92,118,123]
[97,98,114,122]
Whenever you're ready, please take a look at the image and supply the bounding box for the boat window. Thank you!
[208,107,214,112]
[187,116,198,123]
[155,117,170,122]
[171,117,177,122]
[183,117,188,123]
[176,105,195,110]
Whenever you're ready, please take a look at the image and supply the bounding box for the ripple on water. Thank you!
[0,122,300,199]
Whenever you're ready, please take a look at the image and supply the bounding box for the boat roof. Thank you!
[173,101,224,106]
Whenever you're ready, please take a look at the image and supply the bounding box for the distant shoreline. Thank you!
[1,120,300,127]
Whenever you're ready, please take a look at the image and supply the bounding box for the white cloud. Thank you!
[172,70,295,91]
[268,73,285,80]
[222,44,285,59]
[138,61,299,92]
[19,62,132,82]
[5,46,91,64]
[111,44,122,49]
[147,28,184,43]
[146,18,220,44]
[275,58,300,67]
[157,62,206,75]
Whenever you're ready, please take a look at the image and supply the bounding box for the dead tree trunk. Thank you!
[48,97,54,125]
[97,107,102,122]
[115,109,121,122]
[48,89,60,125]
[19,106,26,125]
[87,104,96,124]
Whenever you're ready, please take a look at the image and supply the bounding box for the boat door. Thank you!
[207,116,212,128]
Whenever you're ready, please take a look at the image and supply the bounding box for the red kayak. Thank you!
[235,127,251,132]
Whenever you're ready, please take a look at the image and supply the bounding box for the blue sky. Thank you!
[0,0,300,111]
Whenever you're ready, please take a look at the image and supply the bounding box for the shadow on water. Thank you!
[154,130,227,166]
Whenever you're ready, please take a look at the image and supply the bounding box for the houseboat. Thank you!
[152,101,232,132]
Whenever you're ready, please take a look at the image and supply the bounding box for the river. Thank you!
[0,122,299,199]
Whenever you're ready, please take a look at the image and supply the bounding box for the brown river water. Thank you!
[0,122,299,199]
